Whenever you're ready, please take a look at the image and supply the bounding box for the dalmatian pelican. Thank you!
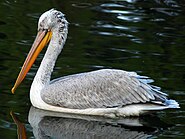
[11,9,179,117]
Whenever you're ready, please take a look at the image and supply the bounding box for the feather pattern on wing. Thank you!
[41,69,168,109]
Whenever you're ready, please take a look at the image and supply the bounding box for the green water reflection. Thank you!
[0,0,185,138]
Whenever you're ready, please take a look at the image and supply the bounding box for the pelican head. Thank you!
[12,9,68,93]
[38,9,67,32]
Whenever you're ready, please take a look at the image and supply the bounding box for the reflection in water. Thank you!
[27,107,171,139]
[10,111,27,139]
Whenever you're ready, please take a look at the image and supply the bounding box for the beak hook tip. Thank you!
[11,87,15,94]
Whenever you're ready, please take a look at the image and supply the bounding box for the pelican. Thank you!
[11,9,179,117]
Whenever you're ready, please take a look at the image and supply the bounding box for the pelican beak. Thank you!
[11,29,52,94]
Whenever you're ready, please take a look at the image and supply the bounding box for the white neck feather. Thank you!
[30,25,68,96]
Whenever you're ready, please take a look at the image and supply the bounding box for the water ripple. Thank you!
[117,15,142,22]
[93,22,138,32]
[72,3,92,8]
[100,3,125,8]
[111,48,140,55]
[151,7,180,16]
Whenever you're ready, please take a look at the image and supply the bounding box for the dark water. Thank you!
[0,0,185,138]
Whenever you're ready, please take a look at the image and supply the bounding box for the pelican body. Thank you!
[12,9,179,117]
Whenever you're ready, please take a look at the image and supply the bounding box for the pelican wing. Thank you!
[41,69,167,109]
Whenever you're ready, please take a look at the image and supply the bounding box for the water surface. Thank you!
[0,0,185,138]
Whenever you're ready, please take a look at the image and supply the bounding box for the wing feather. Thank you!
[41,69,167,109]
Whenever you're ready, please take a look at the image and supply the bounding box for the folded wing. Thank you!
[41,69,168,109]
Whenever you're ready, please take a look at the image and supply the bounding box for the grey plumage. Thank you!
[41,69,173,110]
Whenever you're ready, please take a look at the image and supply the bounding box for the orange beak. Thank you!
[11,30,52,94]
